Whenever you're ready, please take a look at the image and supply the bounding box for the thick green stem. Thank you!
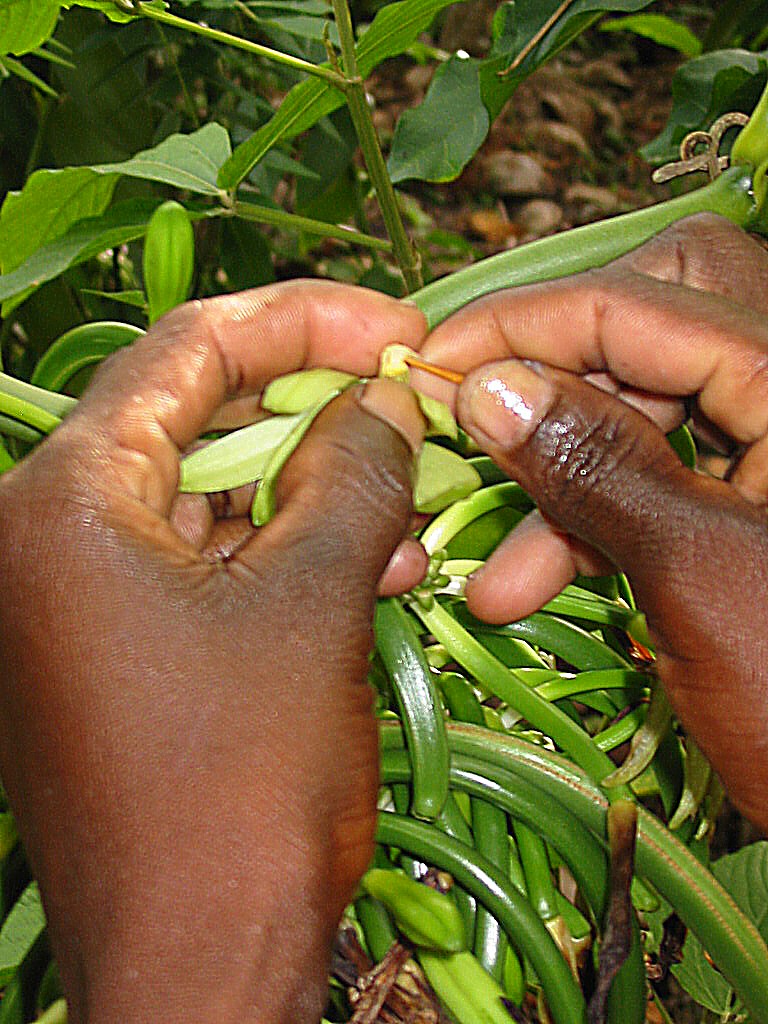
[731,76,768,170]
[0,394,60,435]
[383,721,768,1024]
[376,811,588,1024]
[330,0,423,293]
[234,200,391,250]
[134,5,347,89]
[411,166,756,328]
[410,598,632,795]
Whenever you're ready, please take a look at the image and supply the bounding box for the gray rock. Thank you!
[484,151,556,197]
[516,198,564,237]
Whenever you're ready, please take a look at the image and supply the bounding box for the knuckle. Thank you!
[329,435,413,526]
[285,434,412,578]
[529,396,658,530]
[734,346,768,409]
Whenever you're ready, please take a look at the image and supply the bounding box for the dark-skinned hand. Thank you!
[0,282,429,1024]
[417,213,768,835]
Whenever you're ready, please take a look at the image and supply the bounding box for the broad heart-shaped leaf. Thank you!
[387,53,489,184]
[60,0,168,23]
[0,168,118,278]
[0,882,46,987]
[674,842,768,1017]
[388,0,654,185]
[641,49,768,165]
[0,0,59,56]
[218,0,465,189]
[91,122,231,196]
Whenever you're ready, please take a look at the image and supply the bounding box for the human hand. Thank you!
[0,282,428,1024]
[418,214,768,833]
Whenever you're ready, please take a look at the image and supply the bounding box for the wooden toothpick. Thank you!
[402,355,465,384]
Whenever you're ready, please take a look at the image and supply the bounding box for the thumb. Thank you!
[455,359,763,658]
[252,379,426,603]
[456,360,768,828]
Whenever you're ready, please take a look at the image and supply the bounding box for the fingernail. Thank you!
[359,378,425,454]
[464,361,553,447]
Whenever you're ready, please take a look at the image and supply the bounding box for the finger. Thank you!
[582,372,685,434]
[456,356,768,651]
[465,510,612,624]
[52,282,427,516]
[456,359,768,826]
[421,265,768,495]
[378,538,429,597]
[456,359,701,588]
[615,213,768,313]
[241,379,426,605]
[169,493,213,549]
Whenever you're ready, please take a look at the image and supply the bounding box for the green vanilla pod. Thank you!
[414,443,481,514]
[260,368,358,413]
[418,949,521,1024]
[251,386,348,524]
[143,200,195,325]
[410,167,757,329]
[360,868,466,952]
[375,598,450,822]
[502,944,525,1006]
[31,321,144,394]
[179,413,303,493]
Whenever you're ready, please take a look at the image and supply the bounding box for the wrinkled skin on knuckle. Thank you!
[521,391,672,545]
[622,212,768,299]
[288,440,412,589]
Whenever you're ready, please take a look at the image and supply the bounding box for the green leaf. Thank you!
[0,974,23,1024]
[383,0,655,186]
[0,198,164,312]
[80,288,146,309]
[218,218,275,291]
[0,123,230,311]
[218,0,464,189]
[600,14,702,57]
[91,122,231,196]
[0,167,119,277]
[704,0,768,51]
[251,12,339,47]
[388,53,489,184]
[642,49,768,164]
[0,882,46,987]
[0,123,229,304]
[61,0,168,23]
[0,54,58,96]
[674,842,768,1015]
[480,0,654,122]
[414,443,481,514]
[0,0,59,56]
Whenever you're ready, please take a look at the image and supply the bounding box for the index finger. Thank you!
[421,266,768,452]
[56,281,428,515]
